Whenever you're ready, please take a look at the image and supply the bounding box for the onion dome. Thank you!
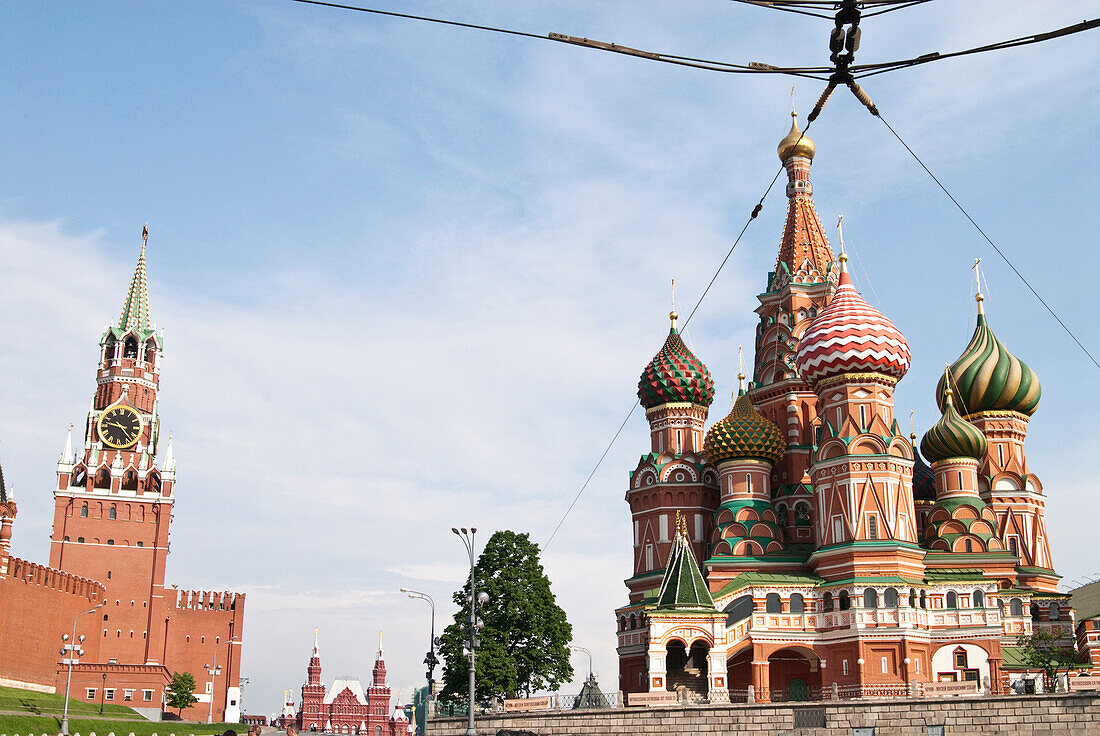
[921,384,988,463]
[778,110,815,162]
[936,295,1040,417]
[638,310,715,409]
[911,437,937,502]
[704,379,786,467]
[794,257,911,387]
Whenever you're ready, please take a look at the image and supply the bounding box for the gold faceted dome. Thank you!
[777,112,815,162]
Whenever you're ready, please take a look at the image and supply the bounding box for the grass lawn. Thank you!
[0,687,140,719]
[0,715,244,736]
[0,687,243,736]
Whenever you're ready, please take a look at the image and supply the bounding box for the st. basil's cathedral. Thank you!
[616,111,1076,701]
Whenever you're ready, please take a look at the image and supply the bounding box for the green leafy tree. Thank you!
[439,530,573,702]
[166,671,199,716]
[1017,630,1080,691]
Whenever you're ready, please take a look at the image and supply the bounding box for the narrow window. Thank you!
[867,516,878,540]
[864,589,878,609]
[842,659,849,676]
[645,544,654,571]
[694,513,703,543]
[1009,537,1019,556]
[997,444,1005,466]
[1050,604,1061,621]
[659,515,669,542]
[658,433,664,452]
[947,591,958,609]
[766,593,782,613]
[108,505,117,520]
[965,539,973,553]
[676,430,682,453]
[859,405,866,427]
[80,504,88,518]
[746,473,753,493]
[953,648,967,669]
[957,470,963,488]
[881,656,888,674]
[790,593,804,613]
[973,590,985,608]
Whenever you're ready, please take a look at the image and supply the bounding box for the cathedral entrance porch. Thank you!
[767,647,822,702]
[664,639,709,701]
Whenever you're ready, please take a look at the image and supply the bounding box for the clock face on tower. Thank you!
[97,405,143,449]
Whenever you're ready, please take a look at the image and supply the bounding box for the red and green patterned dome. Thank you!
[704,389,786,467]
[921,388,988,464]
[936,305,1041,417]
[638,317,715,409]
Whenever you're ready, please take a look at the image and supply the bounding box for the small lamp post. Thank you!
[100,672,107,715]
[400,587,438,733]
[206,636,239,724]
[61,603,103,735]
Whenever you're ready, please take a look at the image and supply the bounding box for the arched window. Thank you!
[920,591,928,609]
[1031,603,1041,621]
[122,471,138,492]
[964,538,973,553]
[823,592,834,612]
[795,503,811,522]
[629,614,636,630]
[1010,598,1023,616]
[839,591,851,611]
[108,505,117,520]
[973,590,985,608]
[124,337,138,359]
[946,591,958,609]
[144,339,157,365]
[80,504,89,518]
[864,589,878,609]
[776,504,789,526]
[790,593,804,613]
[909,589,917,608]
[1050,603,1061,621]
[884,588,898,608]
[766,593,782,613]
[95,468,111,489]
[72,466,87,487]
[64,535,70,542]
[77,537,85,543]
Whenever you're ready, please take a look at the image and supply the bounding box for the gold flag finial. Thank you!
[141,223,149,255]
[972,257,985,313]
[836,215,847,263]
[669,278,678,328]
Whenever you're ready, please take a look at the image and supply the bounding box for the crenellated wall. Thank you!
[0,556,105,688]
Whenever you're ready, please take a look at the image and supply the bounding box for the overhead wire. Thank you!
[543,122,814,551]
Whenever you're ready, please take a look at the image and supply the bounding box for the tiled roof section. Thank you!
[911,441,936,502]
[773,193,834,287]
[638,327,715,409]
[704,391,786,467]
[713,571,825,600]
[655,516,715,611]
[118,235,154,337]
[794,264,910,387]
[937,312,1041,418]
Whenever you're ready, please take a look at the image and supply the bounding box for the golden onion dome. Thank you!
[778,111,815,162]
[704,389,786,467]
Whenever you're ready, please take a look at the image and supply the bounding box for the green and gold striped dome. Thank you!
[937,311,1041,417]
[704,390,786,467]
[921,388,987,464]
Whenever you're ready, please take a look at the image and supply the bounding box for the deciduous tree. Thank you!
[439,530,572,702]
[166,671,199,716]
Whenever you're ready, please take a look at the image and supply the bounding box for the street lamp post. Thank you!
[100,672,106,715]
[571,646,593,679]
[400,587,437,735]
[61,603,103,735]
[205,636,239,724]
[452,527,488,736]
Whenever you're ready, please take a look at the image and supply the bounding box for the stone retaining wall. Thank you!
[431,693,1100,735]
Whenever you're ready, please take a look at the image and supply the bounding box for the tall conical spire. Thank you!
[118,224,153,336]
[655,512,715,610]
[771,105,834,290]
[60,424,74,465]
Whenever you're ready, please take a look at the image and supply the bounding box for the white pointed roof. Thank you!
[323,678,367,705]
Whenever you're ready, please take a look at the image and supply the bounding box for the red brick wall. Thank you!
[0,557,104,687]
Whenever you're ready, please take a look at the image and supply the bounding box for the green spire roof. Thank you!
[921,387,987,463]
[656,515,715,611]
[117,227,154,338]
[937,311,1040,417]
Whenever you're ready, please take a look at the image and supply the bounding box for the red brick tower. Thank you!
[49,229,174,665]
[299,629,325,729]
[367,633,393,732]
[749,110,837,545]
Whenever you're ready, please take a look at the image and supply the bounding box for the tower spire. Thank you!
[972,257,985,315]
[118,224,153,335]
[313,627,319,655]
[669,278,678,331]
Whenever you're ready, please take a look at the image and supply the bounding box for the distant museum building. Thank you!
[616,112,1083,701]
[296,631,409,735]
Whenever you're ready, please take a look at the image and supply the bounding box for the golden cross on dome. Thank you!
[972,257,985,313]
[736,345,747,399]
[669,278,678,328]
[908,410,916,442]
[836,215,848,263]
[791,85,797,117]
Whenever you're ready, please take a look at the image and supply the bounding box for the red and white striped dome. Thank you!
[794,263,910,387]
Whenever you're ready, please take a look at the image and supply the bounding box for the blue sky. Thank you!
[2,0,1099,717]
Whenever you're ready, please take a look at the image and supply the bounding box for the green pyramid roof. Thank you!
[111,231,157,342]
[655,517,715,611]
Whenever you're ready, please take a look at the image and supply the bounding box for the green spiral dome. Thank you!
[638,326,715,409]
[704,391,786,467]
[921,391,988,463]
[937,312,1041,417]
